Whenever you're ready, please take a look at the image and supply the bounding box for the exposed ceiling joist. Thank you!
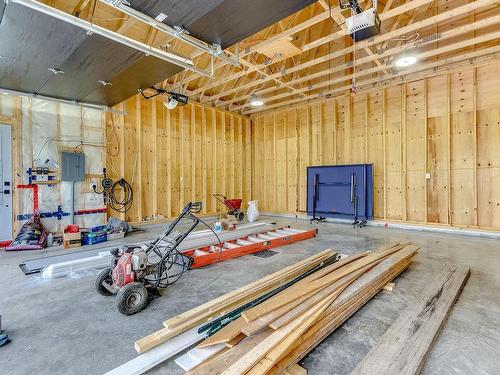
[243,32,500,114]
[207,0,438,107]
[208,0,498,112]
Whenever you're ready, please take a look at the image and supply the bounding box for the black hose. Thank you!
[108,178,133,213]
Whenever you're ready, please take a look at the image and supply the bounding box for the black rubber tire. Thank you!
[95,267,114,296]
[237,211,245,221]
[116,282,148,315]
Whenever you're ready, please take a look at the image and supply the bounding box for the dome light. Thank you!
[395,55,417,67]
[249,94,264,107]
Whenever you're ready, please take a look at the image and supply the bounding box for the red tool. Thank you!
[213,194,244,221]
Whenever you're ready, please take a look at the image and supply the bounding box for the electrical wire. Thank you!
[107,179,134,213]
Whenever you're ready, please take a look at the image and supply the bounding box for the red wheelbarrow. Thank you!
[213,194,244,221]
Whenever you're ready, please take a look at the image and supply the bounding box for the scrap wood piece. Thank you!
[187,330,273,375]
[350,264,470,375]
[164,249,334,329]
[226,333,246,348]
[175,343,227,372]
[266,248,418,374]
[383,282,395,291]
[284,364,308,375]
[242,243,409,323]
[197,317,247,348]
[221,291,339,375]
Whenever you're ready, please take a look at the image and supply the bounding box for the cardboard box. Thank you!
[63,231,81,249]
[221,218,238,231]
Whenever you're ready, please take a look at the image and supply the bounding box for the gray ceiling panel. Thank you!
[0,3,88,93]
[128,0,316,49]
[38,35,144,101]
[0,2,186,107]
[83,55,183,106]
[128,0,224,29]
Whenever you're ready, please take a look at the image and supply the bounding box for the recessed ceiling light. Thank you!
[249,94,264,107]
[395,55,417,67]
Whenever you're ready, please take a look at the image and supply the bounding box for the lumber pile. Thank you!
[178,242,418,374]
[351,263,470,375]
[135,249,340,353]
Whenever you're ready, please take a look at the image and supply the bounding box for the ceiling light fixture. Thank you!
[395,55,417,67]
[164,96,178,110]
[249,94,264,107]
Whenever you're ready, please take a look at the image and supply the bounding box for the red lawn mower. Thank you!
[213,194,244,221]
[95,202,206,315]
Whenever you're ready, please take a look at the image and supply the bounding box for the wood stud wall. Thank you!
[106,95,252,222]
[251,62,500,231]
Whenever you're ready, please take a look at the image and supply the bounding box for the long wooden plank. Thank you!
[351,264,470,375]
[247,257,396,374]
[241,244,410,322]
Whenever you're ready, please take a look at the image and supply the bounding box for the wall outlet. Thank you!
[425,173,431,180]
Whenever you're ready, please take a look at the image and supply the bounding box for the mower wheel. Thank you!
[95,268,114,296]
[237,211,245,221]
[116,282,148,315]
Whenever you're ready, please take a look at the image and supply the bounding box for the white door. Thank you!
[0,124,13,241]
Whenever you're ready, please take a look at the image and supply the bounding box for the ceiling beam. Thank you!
[248,47,500,117]
[244,32,500,115]
[172,9,332,90]
[215,0,495,109]
[239,16,500,112]
[203,0,436,107]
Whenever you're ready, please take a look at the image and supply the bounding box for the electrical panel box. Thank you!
[61,152,85,182]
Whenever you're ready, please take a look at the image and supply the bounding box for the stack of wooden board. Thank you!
[176,242,418,374]
[135,249,339,353]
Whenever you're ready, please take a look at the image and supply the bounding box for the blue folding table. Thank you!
[307,164,374,226]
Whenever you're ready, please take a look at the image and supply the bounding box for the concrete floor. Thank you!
[1,217,499,375]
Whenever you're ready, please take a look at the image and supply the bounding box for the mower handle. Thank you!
[185,201,202,214]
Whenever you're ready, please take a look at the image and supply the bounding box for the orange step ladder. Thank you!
[182,226,317,268]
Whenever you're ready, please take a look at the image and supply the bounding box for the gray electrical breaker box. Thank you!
[61,152,85,181]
